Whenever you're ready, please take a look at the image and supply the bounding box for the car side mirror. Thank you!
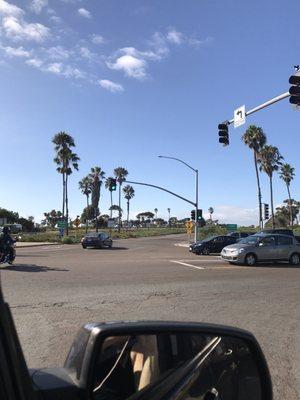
[60,322,272,400]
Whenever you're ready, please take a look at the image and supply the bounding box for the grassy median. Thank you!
[19,227,187,243]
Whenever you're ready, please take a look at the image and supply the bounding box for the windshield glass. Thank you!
[238,235,261,245]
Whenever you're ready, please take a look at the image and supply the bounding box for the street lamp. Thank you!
[158,155,199,242]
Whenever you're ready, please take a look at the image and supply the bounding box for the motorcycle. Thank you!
[0,237,18,265]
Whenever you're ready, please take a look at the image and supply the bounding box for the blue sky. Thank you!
[0,0,299,225]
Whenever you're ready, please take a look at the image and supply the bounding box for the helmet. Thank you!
[3,226,10,234]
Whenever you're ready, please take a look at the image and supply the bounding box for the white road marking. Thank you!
[170,260,205,270]
[174,243,190,248]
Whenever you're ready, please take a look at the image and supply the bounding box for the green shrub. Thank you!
[61,236,75,244]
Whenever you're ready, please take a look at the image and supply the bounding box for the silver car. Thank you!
[221,233,300,266]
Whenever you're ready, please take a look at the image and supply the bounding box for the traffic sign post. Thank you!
[234,105,246,128]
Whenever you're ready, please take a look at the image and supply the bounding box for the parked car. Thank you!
[227,231,253,239]
[190,235,237,255]
[221,233,300,266]
[81,232,113,249]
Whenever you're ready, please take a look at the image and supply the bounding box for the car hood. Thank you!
[222,243,253,251]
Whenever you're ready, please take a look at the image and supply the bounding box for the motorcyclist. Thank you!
[0,227,15,263]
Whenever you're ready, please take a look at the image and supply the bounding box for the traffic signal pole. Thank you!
[195,169,199,243]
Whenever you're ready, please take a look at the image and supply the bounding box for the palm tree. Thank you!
[52,132,79,235]
[167,208,171,225]
[242,125,267,229]
[123,185,135,222]
[89,166,105,232]
[114,167,129,231]
[208,207,214,222]
[105,177,115,218]
[279,163,295,226]
[154,208,158,219]
[257,145,283,228]
[79,175,92,232]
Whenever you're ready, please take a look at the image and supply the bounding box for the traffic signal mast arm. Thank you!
[225,91,290,127]
[124,180,196,207]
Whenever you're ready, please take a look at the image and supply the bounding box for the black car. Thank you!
[81,232,113,249]
[191,235,237,255]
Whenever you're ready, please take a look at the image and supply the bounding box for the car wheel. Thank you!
[202,247,210,255]
[82,245,87,249]
[244,253,257,266]
[289,253,300,265]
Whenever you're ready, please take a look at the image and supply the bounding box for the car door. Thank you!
[276,235,293,260]
[257,236,278,261]
[213,237,226,253]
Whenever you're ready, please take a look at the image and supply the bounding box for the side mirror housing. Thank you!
[60,322,273,400]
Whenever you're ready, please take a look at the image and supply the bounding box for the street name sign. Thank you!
[234,105,246,128]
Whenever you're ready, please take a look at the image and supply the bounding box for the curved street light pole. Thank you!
[158,156,199,242]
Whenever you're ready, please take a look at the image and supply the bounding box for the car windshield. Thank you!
[0,3,298,399]
[238,235,261,245]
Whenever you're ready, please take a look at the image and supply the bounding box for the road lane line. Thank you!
[170,260,205,270]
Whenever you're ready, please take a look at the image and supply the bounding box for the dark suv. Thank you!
[190,235,237,255]
[227,231,252,239]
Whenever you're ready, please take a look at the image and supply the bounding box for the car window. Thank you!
[260,236,276,247]
[214,237,224,243]
[241,232,249,238]
[277,236,293,246]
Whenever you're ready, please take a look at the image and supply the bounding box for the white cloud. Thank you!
[49,15,62,23]
[207,205,259,226]
[78,8,91,18]
[91,34,104,44]
[63,65,85,79]
[26,57,43,68]
[47,45,70,60]
[166,29,184,45]
[2,16,50,42]
[189,36,214,48]
[107,54,147,79]
[1,45,30,57]
[79,46,95,60]
[46,62,62,74]
[0,0,23,17]
[99,79,124,93]
[149,31,169,57]
[30,0,48,14]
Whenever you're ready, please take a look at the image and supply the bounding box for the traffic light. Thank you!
[289,74,300,105]
[196,209,202,220]
[109,179,117,191]
[191,210,195,220]
[264,204,269,220]
[218,123,229,146]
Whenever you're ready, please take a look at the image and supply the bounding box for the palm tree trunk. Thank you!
[254,151,263,229]
[62,173,65,217]
[127,200,130,223]
[110,191,113,218]
[85,195,88,233]
[270,175,275,229]
[287,184,293,227]
[65,174,69,236]
[118,184,121,232]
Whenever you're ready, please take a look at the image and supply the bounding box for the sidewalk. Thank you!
[16,242,59,248]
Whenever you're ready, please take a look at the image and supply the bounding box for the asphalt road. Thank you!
[1,234,300,399]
